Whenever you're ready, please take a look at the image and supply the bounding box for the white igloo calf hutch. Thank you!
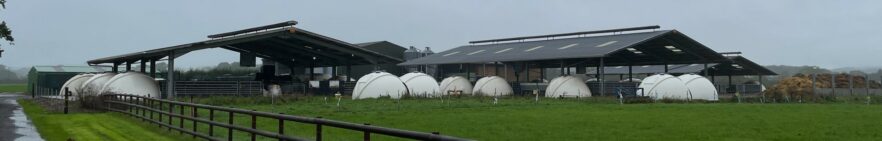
[352,72,408,99]
[99,72,161,98]
[472,76,512,96]
[545,76,591,98]
[399,72,441,97]
[80,73,116,95]
[439,76,473,95]
[678,74,718,101]
[59,74,95,98]
[637,74,689,100]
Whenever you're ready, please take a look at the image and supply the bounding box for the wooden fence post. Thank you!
[316,117,323,141]
[278,113,285,141]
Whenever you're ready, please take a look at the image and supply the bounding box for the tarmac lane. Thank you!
[0,93,44,141]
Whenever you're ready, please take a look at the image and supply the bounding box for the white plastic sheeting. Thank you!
[638,74,689,100]
[545,76,591,98]
[352,72,408,99]
[399,72,441,97]
[99,72,160,98]
[678,74,718,101]
[472,76,512,96]
[439,76,473,95]
[80,73,116,95]
[59,74,94,97]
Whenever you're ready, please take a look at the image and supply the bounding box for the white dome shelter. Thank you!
[637,74,689,100]
[472,76,513,96]
[439,76,473,95]
[678,74,718,101]
[545,76,591,98]
[80,73,116,95]
[99,72,160,98]
[352,72,408,99]
[59,74,94,97]
[399,72,441,97]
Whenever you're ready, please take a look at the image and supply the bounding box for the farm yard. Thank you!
[5,1,882,140]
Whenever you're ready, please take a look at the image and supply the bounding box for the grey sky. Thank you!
[1,0,880,69]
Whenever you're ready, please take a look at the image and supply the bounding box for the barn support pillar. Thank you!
[559,60,565,76]
[664,63,669,73]
[595,66,600,79]
[112,62,119,73]
[309,63,315,81]
[150,59,156,78]
[331,66,337,78]
[628,65,633,82]
[703,64,709,76]
[758,75,764,89]
[465,64,471,81]
[346,64,352,82]
[166,51,176,99]
[140,59,147,72]
[728,75,733,93]
[521,62,527,83]
[495,62,500,76]
[126,62,132,72]
[539,67,545,82]
[599,57,605,96]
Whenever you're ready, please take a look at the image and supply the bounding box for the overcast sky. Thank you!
[1,0,880,69]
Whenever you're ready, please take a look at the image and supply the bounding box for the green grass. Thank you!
[0,83,26,93]
[178,96,882,141]
[18,99,191,141]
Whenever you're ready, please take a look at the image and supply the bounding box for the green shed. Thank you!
[28,66,109,97]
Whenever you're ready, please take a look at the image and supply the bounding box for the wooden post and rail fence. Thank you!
[100,94,470,141]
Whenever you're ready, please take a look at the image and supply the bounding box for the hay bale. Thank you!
[766,76,814,101]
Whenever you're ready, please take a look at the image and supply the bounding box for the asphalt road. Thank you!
[0,93,44,141]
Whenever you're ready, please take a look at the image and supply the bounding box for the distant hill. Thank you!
[831,66,882,73]
[14,67,28,78]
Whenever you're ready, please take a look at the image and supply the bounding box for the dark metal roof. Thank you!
[469,25,661,44]
[353,41,386,47]
[88,26,403,67]
[399,30,728,67]
[707,56,777,76]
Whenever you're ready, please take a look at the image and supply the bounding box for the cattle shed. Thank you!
[27,65,110,97]
[87,20,403,98]
[400,25,737,96]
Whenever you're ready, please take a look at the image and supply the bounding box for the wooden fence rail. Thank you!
[102,94,470,141]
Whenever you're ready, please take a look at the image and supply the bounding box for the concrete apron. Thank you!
[0,94,45,141]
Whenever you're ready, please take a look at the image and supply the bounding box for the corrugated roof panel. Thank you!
[494,48,514,54]
[524,46,544,52]
[399,30,671,65]
[595,41,618,47]
[557,43,579,50]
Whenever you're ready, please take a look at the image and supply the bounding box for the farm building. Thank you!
[87,21,404,98]
[400,25,776,97]
[84,20,775,99]
[27,65,110,97]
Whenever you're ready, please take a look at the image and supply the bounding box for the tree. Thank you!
[0,0,13,58]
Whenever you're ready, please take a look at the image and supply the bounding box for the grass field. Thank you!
[0,83,26,93]
[18,99,190,141]
[173,96,882,141]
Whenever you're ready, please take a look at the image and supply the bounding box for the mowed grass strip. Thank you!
[0,83,26,93]
[188,97,882,141]
[18,99,191,141]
